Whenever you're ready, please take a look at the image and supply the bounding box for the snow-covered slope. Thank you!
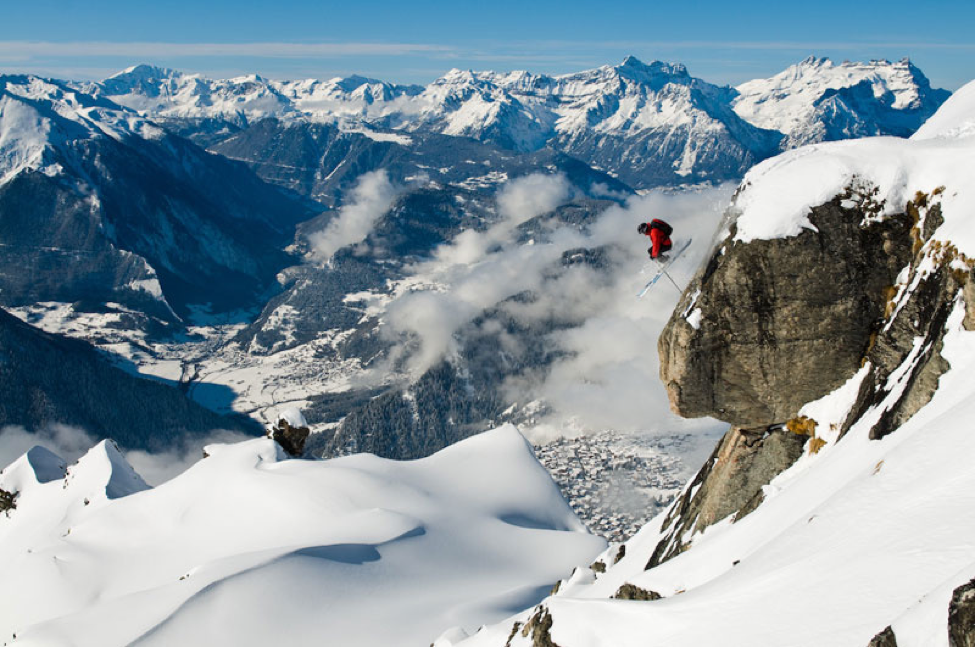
[733,56,949,147]
[456,322,975,646]
[912,77,975,141]
[0,74,311,318]
[0,74,165,182]
[446,79,975,647]
[0,425,604,646]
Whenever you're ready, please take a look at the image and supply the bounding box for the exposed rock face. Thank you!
[268,418,310,457]
[949,578,975,647]
[867,626,899,647]
[0,487,15,513]
[515,607,560,647]
[613,584,662,601]
[646,427,807,568]
[660,199,913,428]
[653,188,973,564]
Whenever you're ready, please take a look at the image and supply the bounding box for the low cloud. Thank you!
[525,188,735,436]
[378,181,735,437]
[123,429,255,486]
[380,173,575,374]
[308,170,399,262]
[429,173,572,268]
[0,425,254,487]
[0,424,98,470]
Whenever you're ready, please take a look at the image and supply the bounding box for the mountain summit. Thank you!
[733,56,950,146]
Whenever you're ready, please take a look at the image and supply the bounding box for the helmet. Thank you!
[637,222,648,234]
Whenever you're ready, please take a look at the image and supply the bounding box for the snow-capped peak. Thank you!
[65,439,150,502]
[732,56,949,146]
[615,56,691,84]
[82,56,950,188]
[108,63,184,83]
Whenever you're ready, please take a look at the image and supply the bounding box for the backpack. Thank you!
[650,219,673,237]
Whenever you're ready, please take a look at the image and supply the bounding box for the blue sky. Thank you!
[2,0,973,89]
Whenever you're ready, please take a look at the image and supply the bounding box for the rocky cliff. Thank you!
[652,183,974,564]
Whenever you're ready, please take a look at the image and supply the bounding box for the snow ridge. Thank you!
[0,426,604,646]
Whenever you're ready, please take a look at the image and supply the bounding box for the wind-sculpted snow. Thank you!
[0,425,604,646]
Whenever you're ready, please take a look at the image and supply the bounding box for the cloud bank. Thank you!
[382,173,575,373]
[379,177,735,438]
[308,170,399,262]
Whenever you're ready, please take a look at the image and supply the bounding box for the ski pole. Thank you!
[662,269,682,293]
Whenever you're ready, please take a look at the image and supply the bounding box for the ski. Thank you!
[637,238,693,298]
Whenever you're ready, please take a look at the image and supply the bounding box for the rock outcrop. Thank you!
[0,487,15,513]
[645,426,807,567]
[653,186,974,563]
[268,418,311,457]
[659,197,913,428]
[867,626,899,647]
[949,578,975,647]
[612,584,662,601]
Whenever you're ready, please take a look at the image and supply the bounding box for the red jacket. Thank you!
[643,226,672,259]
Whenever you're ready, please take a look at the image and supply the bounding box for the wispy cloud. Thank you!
[380,174,574,375]
[0,41,455,59]
[308,170,400,263]
[374,178,736,437]
[492,38,975,53]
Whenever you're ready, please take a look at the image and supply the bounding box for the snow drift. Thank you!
[0,426,604,646]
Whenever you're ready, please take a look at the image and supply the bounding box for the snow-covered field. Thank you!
[0,426,605,646]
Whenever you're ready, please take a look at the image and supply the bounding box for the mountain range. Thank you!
[0,75,972,644]
[0,55,954,460]
[94,55,948,188]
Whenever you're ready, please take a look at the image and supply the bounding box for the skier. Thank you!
[637,219,673,260]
